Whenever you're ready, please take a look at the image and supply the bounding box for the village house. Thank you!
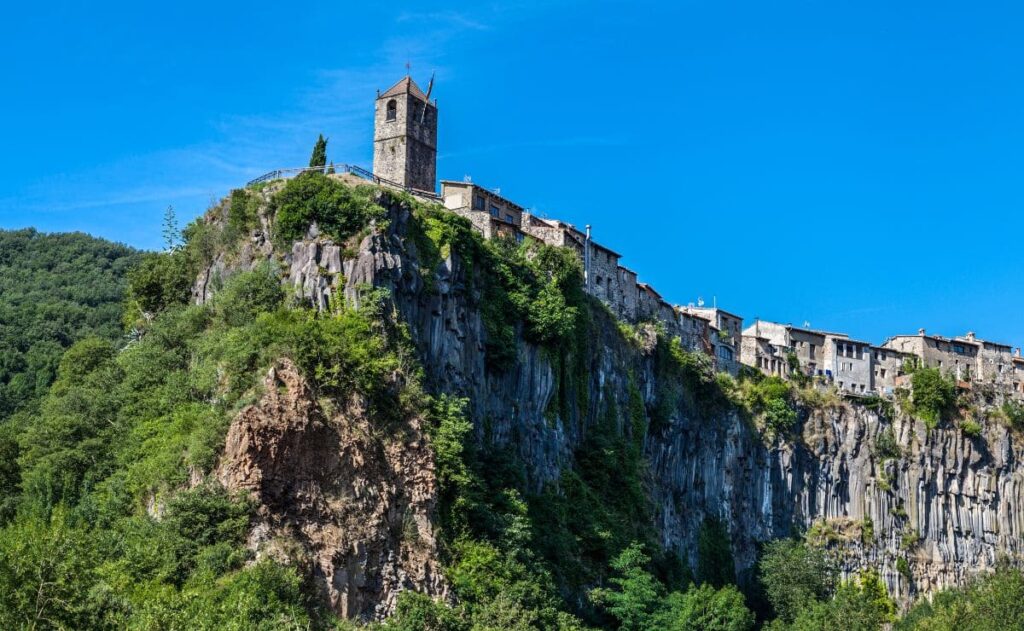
[1013,354,1024,395]
[882,330,980,381]
[679,306,742,375]
[871,345,913,395]
[823,335,872,394]
[441,180,524,240]
[740,332,789,378]
[743,321,831,379]
[960,332,1017,386]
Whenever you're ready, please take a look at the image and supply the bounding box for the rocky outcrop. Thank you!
[216,359,446,620]
[197,184,1024,612]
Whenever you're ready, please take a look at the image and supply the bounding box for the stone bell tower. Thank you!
[373,75,437,192]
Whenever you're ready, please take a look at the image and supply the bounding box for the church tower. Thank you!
[373,75,437,192]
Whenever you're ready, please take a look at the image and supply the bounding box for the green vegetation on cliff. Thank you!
[2,178,1022,630]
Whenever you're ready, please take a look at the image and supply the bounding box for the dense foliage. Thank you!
[0,229,139,420]
[0,257,418,627]
[910,367,956,428]
[271,172,385,247]
[896,564,1024,630]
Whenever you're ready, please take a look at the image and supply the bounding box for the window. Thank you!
[489,204,500,217]
[719,346,734,361]
[386,99,397,121]
[953,344,965,355]
[505,213,515,224]
[809,343,816,359]
[515,232,524,243]
[472,194,485,210]
[595,275,603,286]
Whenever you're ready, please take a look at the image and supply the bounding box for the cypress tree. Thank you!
[308,134,328,169]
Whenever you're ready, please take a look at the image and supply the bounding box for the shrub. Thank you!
[910,367,956,428]
[896,557,911,580]
[874,426,901,460]
[900,529,920,550]
[861,517,874,544]
[742,376,797,436]
[1001,400,1024,429]
[125,251,195,317]
[271,173,385,247]
[210,264,284,328]
[228,188,260,234]
[960,419,982,438]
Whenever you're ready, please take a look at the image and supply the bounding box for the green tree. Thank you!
[209,264,284,328]
[590,543,665,631]
[125,250,195,317]
[653,583,754,631]
[0,509,105,630]
[308,134,328,169]
[910,367,956,428]
[788,570,894,631]
[758,539,836,623]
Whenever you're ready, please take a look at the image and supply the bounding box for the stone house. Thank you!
[883,329,980,381]
[871,346,912,395]
[615,265,639,321]
[674,310,714,355]
[679,306,742,375]
[1013,354,1024,395]
[441,180,524,240]
[740,333,789,378]
[959,332,1016,385]
[823,335,872,394]
[744,321,830,379]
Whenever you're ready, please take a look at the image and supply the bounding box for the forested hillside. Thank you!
[0,177,1021,630]
[0,229,139,420]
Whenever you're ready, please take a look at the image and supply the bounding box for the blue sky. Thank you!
[2,1,1022,346]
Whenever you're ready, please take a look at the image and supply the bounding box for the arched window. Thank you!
[386,99,397,121]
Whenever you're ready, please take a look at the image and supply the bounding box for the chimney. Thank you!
[918,328,926,336]
[1016,348,1021,357]
[966,331,976,341]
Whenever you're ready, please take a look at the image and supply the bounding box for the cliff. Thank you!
[195,179,1024,616]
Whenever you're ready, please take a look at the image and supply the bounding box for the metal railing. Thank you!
[246,164,440,200]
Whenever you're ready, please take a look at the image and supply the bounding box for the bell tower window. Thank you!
[386,99,397,121]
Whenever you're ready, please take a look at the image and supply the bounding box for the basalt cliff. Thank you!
[195,180,1024,620]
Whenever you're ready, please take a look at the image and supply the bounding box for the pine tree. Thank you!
[326,161,336,175]
[308,134,328,170]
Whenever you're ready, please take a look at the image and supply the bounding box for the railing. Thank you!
[246,164,440,200]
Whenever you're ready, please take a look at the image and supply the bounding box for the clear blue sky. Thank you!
[2,1,1022,346]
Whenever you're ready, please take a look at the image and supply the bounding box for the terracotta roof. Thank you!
[380,76,429,101]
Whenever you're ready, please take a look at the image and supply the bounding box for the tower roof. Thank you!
[379,76,429,101]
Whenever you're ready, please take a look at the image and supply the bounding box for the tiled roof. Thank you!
[380,76,429,101]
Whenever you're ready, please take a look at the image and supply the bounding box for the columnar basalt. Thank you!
[193,189,1024,611]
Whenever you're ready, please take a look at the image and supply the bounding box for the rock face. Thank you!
[216,359,446,620]
[198,187,1024,613]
